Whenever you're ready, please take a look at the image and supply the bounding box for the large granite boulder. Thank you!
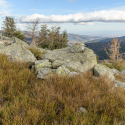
[35,59,52,71]
[70,43,85,53]
[52,60,64,69]
[34,43,97,79]
[0,43,37,65]
[0,33,30,48]
[111,68,120,76]
[114,80,125,89]
[94,64,115,81]
[121,69,125,75]
[37,68,56,79]
[0,35,98,79]
[2,36,11,41]
[0,42,6,49]
[10,37,30,48]
[42,45,97,73]
[56,65,70,76]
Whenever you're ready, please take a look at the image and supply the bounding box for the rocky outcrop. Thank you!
[111,68,120,76]
[0,43,37,65]
[1,33,125,91]
[56,65,70,76]
[35,59,52,71]
[94,64,115,81]
[36,68,56,79]
[70,43,85,53]
[0,42,6,49]
[121,69,125,75]
[42,46,97,73]
[1,33,125,89]
[0,33,97,79]
[114,80,125,89]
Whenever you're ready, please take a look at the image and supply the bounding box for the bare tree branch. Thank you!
[25,18,40,45]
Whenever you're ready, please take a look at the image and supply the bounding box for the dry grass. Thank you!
[0,53,125,125]
[0,40,10,45]
[115,72,125,82]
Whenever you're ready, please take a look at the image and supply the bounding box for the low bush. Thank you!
[27,47,46,60]
[102,62,122,71]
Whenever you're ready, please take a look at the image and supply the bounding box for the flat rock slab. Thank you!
[42,47,97,72]
[114,80,125,89]
[94,64,115,81]
[35,59,52,71]
[37,68,56,79]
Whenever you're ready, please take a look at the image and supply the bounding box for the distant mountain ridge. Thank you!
[68,33,104,45]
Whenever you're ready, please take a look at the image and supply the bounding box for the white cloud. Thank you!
[0,0,12,15]
[0,11,4,15]
[17,10,125,25]
[75,22,94,25]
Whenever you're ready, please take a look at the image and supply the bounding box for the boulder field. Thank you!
[0,33,125,90]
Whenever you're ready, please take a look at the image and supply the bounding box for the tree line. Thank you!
[1,16,68,50]
[1,16,124,62]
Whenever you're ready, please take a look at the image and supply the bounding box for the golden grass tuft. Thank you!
[0,53,125,125]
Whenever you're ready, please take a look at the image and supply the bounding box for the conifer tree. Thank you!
[37,24,68,50]
[2,16,25,41]
[2,16,16,37]
[104,37,122,62]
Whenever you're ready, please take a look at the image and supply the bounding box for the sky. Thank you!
[1,0,125,37]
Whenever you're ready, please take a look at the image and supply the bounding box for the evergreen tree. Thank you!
[2,16,16,37]
[36,24,69,50]
[2,16,26,41]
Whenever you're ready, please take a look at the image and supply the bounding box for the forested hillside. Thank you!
[85,41,125,60]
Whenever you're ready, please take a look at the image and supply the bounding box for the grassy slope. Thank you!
[0,53,125,125]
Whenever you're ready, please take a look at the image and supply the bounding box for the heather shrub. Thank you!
[27,47,46,60]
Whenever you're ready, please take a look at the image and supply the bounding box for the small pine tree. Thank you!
[2,16,16,37]
[104,37,123,63]
[1,16,26,41]
[37,24,69,50]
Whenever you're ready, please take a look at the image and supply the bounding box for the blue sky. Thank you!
[1,0,125,37]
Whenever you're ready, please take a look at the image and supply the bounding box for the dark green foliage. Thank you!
[96,54,100,63]
[13,29,25,41]
[85,42,109,60]
[27,47,46,60]
[1,16,27,43]
[103,62,122,71]
[36,24,68,50]
[2,16,16,37]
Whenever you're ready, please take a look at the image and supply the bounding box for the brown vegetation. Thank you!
[0,53,125,125]
[105,37,123,63]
